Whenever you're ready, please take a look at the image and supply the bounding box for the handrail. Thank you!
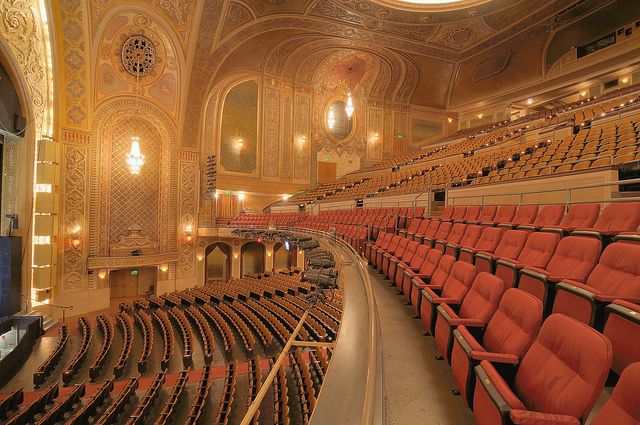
[20,294,73,323]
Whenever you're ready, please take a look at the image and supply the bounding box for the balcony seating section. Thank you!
[127,371,165,425]
[458,227,506,263]
[395,244,431,291]
[474,230,528,274]
[89,315,114,381]
[400,248,443,302]
[409,255,456,316]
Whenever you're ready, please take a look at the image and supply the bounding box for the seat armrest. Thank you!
[475,252,495,260]
[594,295,640,303]
[509,410,580,425]
[432,297,463,305]
[470,351,519,364]
[496,258,523,269]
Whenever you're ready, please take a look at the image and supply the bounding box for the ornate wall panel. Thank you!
[262,85,281,178]
[280,90,293,180]
[178,157,198,278]
[393,111,408,154]
[366,107,383,162]
[293,92,311,182]
[1,137,18,232]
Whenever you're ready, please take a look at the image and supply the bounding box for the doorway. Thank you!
[109,267,157,298]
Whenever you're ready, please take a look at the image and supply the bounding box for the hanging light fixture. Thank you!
[345,92,355,118]
[327,106,336,129]
[126,136,145,174]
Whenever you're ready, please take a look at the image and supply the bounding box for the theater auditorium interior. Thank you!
[1,0,640,424]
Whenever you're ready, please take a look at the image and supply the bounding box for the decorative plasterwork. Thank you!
[178,159,198,277]
[263,84,281,178]
[220,1,255,40]
[430,18,495,50]
[1,138,18,232]
[87,251,180,270]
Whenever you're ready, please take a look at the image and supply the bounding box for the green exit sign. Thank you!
[323,156,331,161]
[397,133,405,139]
[131,269,139,276]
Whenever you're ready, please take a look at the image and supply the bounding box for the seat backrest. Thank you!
[482,289,542,356]
[400,241,420,263]
[493,205,517,223]
[559,203,600,228]
[458,272,504,322]
[473,227,506,253]
[516,232,561,268]
[464,206,481,221]
[458,225,483,248]
[375,232,391,247]
[392,238,410,256]
[415,219,431,235]
[433,221,452,240]
[408,244,431,269]
[425,220,442,237]
[514,314,612,421]
[589,362,640,425]
[585,242,640,298]
[603,300,640,375]
[430,255,456,287]
[492,230,529,260]
[441,261,477,299]
[383,235,401,251]
[445,223,466,244]
[451,206,467,220]
[593,202,640,233]
[440,206,454,220]
[544,236,601,281]
[532,204,565,227]
[477,206,498,222]
[511,205,539,225]
[406,218,422,233]
[418,249,443,275]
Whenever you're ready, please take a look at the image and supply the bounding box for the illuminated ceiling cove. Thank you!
[373,0,493,11]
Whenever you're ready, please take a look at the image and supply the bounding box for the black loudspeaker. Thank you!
[0,237,22,317]
[13,114,26,134]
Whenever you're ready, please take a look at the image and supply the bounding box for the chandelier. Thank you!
[126,136,145,174]
[327,107,336,129]
[345,92,355,119]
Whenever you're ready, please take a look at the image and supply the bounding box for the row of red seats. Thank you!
[368,234,640,425]
[230,212,308,227]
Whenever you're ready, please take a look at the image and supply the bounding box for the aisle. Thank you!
[368,268,475,425]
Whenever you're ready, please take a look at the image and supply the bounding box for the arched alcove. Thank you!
[241,241,265,276]
[205,242,231,281]
[219,80,259,174]
[273,242,297,272]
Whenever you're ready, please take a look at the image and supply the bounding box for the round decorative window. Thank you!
[121,35,156,77]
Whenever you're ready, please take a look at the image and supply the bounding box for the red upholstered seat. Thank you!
[444,225,483,258]
[366,232,391,263]
[589,362,640,425]
[475,230,529,274]
[409,219,431,241]
[482,205,517,226]
[403,248,443,302]
[547,203,600,233]
[375,235,401,270]
[387,240,419,285]
[472,314,612,425]
[439,206,454,221]
[419,261,477,335]
[399,218,421,239]
[469,206,498,224]
[552,242,640,328]
[603,300,640,376]
[414,220,441,244]
[459,226,506,263]
[423,221,453,247]
[434,223,466,253]
[519,204,565,230]
[582,202,640,236]
[499,205,539,228]
[381,237,409,276]
[451,289,542,406]
[410,255,455,315]
[434,272,504,362]
[461,206,481,222]
[450,206,467,221]
[395,244,431,290]
[518,236,601,313]
[494,232,560,289]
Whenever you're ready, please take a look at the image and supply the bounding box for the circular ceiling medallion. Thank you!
[121,34,156,77]
[371,0,493,12]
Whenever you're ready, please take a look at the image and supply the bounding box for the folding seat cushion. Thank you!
[518,236,601,312]
[459,227,506,263]
[518,204,565,230]
[450,206,467,221]
[434,223,466,253]
[498,205,539,228]
[375,235,401,270]
[578,202,640,236]
[410,255,455,315]
[451,289,542,407]
[545,203,600,233]
[413,220,441,244]
[472,314,612,425]
[444,225,483,258]
[382,237,410,277]
[439,206,454,221]
[402,248,443,300]
[589,362,640,425]
[434,272,504,363]
[366,232,391,263]
[603,301,640,377]
[460,206,481,222]
[388,240,419,285]
[395,245,431,290]
[423,221,452,247]
[419,261,477,335]
[475,230,528,274]
[494,232,560,289]
[398,218,420,238]
[409,219,431,241]
[469,206,497,224]
[552,242,640,328]
[482,205,517,226]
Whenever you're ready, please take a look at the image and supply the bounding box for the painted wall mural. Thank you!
[220,80,259,174]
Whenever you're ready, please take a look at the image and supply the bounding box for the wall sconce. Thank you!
[197,255,204,261]
[214,192,220,200]
[237,193,245,202]
[369,132,379,145]
[235,137,244,153]
[98,269,107,279]
[159,264,169,273]
[297,135,306,149]
[621,77,629,84]
[70,224,81,248]
[477,113,483,119]
[184,224,193,243]
[267,251,272,257]
[447,117,453,123]
[233,253,238,259]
